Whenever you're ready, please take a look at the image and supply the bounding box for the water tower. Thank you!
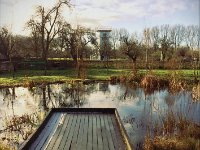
[97,27,112,60]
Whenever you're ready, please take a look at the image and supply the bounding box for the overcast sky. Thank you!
[0,0,199,35]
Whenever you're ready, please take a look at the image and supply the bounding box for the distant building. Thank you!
[97,27,112,60]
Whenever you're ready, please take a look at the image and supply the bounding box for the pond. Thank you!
[0,82,200,149]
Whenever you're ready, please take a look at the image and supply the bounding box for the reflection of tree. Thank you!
[32,83,90,108]
[117,84,138,101]
[0,87,40,149]
[1,113,40,149]
[165,95,175,108]
[84,83,98,94]
[42,86,48,111]
[25,83,103,109]
[61,82,87,108]
[98,82,109,93]
[0,88,16,115]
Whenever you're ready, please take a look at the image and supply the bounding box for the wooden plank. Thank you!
[64,114,78,149]
[92,114,98,150]
[76,114,86,150]
[96,114,103,150]
[51,108,115,114]
[35,113,61,150]
[111,115,126,149]
[103,114,115,150]
[57,114,74,149]
[115,110,133,150]
[20,108,133,150]
[51,113,70,149]
[70,114,82,150]
[100,114,109,150]
[44,113,67,150]
[20,110,53,150]
[87,114,93,150]
[29,113,58,150]
[107,115,120,149]
[79,114,89,150]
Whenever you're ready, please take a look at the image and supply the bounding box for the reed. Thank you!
[144,110,200,150]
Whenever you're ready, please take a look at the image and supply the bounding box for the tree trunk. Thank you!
[42,86,48,111]
[132,59,137,75]
[145,48,148,69]
[160,51,163,61]
[77,55,84,78]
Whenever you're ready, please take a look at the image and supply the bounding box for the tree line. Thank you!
[0,0,199,71]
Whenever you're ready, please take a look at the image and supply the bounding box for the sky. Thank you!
[0,0,199,35]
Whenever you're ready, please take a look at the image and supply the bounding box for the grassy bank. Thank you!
[0,69,199,88]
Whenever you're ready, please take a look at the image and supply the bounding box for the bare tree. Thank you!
[59,24,96,77]
[0,27,15,74]
[75,26,96,78]
[119,28,141,73]
[159,25,172,61]
[170,25,185,51]
[150,26,160,51]
[184,25,196,51]
[110,29,120,58]
[59,24,96,61]
[29,25,42,58]
[59,23,78,61]
[77,27,97,60]
[143,27,151,68]
[14,35,34,59]
[26,0,71,75]
[0,27,15,60]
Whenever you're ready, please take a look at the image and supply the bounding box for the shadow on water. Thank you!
[0,82,199,149]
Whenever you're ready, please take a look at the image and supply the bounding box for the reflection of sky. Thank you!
[0,87,38,129]
[0,82,200,148]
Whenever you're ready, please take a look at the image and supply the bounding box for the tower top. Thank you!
[96,27,112,32]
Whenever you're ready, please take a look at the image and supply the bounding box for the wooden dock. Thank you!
[20,108,133,150]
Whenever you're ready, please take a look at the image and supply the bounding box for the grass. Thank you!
[139,69,200,79]
[0,143,10,150]
[145,136,200,150]
[0,69,199,87]
[144,117,200,150]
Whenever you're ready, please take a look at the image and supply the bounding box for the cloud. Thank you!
[0,0,197,34]
[72,0,195,28]
[0,0,26,6]
[0,0,13,6]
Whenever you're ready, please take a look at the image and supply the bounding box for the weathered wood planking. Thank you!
[20,108,133,150]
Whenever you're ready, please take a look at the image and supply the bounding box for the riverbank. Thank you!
[0,69,199,88]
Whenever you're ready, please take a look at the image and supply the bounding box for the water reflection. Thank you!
[0,82,199,149]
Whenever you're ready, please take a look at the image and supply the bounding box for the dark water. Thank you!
[0,82,199,149]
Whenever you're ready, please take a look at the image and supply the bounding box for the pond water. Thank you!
[0,82,200,149]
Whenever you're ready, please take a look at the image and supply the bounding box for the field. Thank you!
[0,69,199,87]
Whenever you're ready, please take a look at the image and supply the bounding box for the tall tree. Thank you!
[29,24,42,58]
[110,29,120,58]
[0,27,15,60]
[143,27,151,68]
[150,26,160,51]
[59,24,96,61]
[170,25,185,51]
[27,0,71,75]
[159,25,172,61]
[0,27,16,76]
[184,25,196,51]
[59,24,96,77]
[119,29,141,73]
